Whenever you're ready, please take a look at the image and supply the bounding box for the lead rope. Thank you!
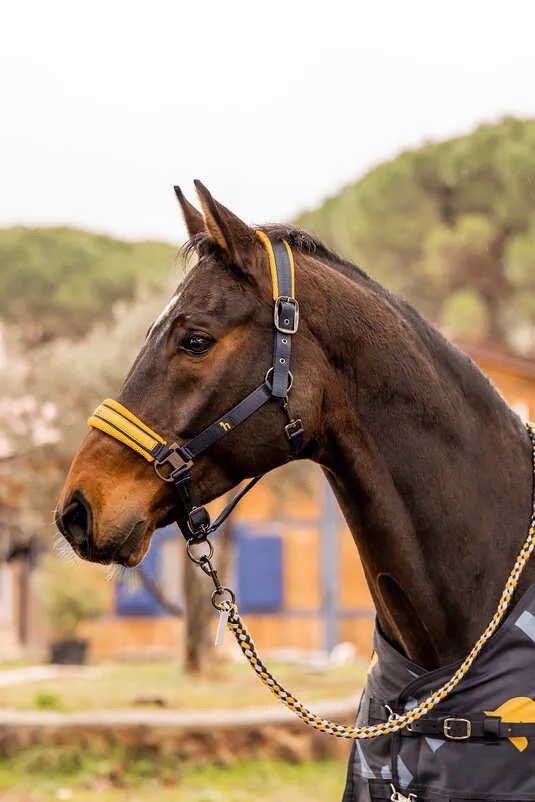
[188,421,535,742]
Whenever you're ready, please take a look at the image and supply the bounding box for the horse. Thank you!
[56,182,535,801]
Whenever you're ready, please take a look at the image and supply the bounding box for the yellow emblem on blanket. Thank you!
[485,697,535,752]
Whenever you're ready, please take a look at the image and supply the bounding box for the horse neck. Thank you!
[302,258,534,669]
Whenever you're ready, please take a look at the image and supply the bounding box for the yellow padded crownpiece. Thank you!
[255,230,295,300]
[88,398,166,462]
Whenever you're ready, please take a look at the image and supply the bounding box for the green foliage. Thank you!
[0,658,365,713]
[442,289,489,340]
[34,555,108,638]
[33,691,63,710]
[0,226,176,343]
[0,749,346,799]
[297,117,535,351]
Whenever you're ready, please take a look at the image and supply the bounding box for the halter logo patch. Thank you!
[219,421,231,432]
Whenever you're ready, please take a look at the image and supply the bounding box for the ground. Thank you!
[0,660,364,712]
[0,660,360,801]
[0,756,348,802]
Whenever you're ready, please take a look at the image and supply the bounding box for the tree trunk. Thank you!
[449,225,513,345]
[479,226,512,344]
[183,555,213,675]
[483,292,506,344]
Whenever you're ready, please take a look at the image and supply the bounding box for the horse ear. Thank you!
[173,186,206,238]
[194,179,255,260]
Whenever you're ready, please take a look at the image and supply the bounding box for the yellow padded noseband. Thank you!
[88,398,166,462]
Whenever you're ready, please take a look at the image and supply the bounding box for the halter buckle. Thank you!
[187,505,211,536]
[284,418,304,442]
[274,297,299,334]
[154,443,193,482]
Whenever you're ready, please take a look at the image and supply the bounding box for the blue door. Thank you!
[235,525,283,613]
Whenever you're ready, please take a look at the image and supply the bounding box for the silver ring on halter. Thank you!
[186,538,214,565]
[265,367,293,392]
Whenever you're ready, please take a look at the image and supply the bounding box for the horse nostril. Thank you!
[58,492,93,551]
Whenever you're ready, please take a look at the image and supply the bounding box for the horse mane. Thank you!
[259,224,370,280]
[182,224,370,282]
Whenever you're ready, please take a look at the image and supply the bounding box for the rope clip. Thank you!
[390,785,417,802]
[385,704,401,725]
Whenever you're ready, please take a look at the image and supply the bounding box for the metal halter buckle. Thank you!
[274,296,299,334]
[284,418,304,442]
[443,717,471,740]
[187,505,211,536]
[153,443,193,482]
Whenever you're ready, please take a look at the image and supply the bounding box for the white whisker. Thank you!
[105,564,140,591]
[53,534,77,562]
[105,564,120,582]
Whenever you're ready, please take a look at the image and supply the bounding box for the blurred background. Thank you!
[1,2,535,800]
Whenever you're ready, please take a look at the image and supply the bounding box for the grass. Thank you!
[0,659,360,800]
[0,750,349,802]
[0,660,365,712]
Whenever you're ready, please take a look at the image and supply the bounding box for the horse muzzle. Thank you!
[56,428,176,566]
[56,489,149,567]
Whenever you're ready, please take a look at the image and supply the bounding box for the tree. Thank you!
[297,117,535,353]
[0,227,176,344]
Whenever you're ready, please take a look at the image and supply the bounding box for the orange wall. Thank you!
[477,361,534,420]
[82,614,375,661]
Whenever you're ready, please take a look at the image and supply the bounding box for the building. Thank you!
[455,340,535,421]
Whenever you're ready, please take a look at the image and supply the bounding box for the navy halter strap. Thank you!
[89,232,304,541]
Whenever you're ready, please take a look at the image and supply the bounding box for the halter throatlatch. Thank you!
[88,231,304,540]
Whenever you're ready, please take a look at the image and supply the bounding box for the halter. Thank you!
[88,231,304,540]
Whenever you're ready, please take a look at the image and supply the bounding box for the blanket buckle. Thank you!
[443,717,471,740]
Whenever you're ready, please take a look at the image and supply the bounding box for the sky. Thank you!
[2,0,535,244]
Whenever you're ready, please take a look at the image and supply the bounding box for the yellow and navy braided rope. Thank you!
[216,422,535,740]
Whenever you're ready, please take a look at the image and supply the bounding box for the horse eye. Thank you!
[180,333,214,355]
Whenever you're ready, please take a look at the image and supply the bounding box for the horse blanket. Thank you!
[343,581,535,801]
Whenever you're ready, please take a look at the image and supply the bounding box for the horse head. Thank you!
[55,182,325,567]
